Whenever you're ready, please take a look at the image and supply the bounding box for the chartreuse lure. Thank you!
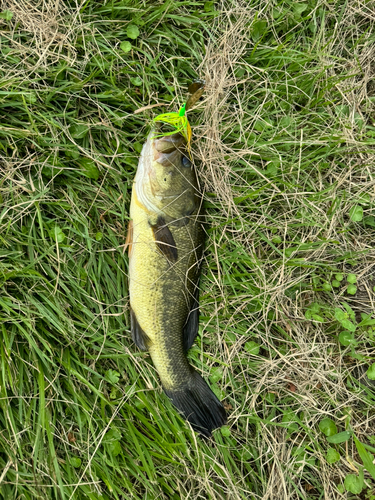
[153,103,192,144]
[152,80,205,147]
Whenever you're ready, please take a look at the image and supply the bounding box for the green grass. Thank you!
[1,0,375,498]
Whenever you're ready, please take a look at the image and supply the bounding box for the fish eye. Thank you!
[182,156,191,168]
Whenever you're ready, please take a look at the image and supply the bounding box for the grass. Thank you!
[1,0,375,498]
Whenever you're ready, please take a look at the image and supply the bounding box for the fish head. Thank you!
[136,131,199,218]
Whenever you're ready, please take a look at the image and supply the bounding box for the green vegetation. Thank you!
[1,0,375,498]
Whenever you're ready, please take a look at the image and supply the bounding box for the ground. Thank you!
[0,0,375,498]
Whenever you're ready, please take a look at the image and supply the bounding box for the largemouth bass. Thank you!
[128,128,227,437]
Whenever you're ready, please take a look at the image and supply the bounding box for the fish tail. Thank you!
[164,370,227,437]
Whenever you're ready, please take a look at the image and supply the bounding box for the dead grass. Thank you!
[0,0,80,74]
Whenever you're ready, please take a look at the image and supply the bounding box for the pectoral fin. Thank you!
[150,216,178,263]
[130,308,150,351]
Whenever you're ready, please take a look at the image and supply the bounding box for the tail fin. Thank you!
[164,370,227,437]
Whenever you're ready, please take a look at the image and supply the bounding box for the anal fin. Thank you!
[130,308,150,351]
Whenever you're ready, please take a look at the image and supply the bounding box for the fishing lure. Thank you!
[152,80,205,146]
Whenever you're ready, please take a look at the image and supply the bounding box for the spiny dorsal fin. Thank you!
[150,216,178,263]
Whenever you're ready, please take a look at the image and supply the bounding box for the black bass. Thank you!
[128,128,226,437]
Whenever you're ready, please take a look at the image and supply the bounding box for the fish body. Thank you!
[128,130,226,436]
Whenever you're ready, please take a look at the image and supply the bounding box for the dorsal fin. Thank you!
[183,228,204,351]
[183,286,200,352]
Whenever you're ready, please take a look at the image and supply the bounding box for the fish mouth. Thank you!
[154,133,185,154]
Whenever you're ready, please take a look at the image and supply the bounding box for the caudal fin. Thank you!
[164,370,227,437]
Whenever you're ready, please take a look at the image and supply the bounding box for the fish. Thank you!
[127,126,227,437]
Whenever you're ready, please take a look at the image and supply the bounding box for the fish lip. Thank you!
[153,134,187,166]
[154,133,185,154]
